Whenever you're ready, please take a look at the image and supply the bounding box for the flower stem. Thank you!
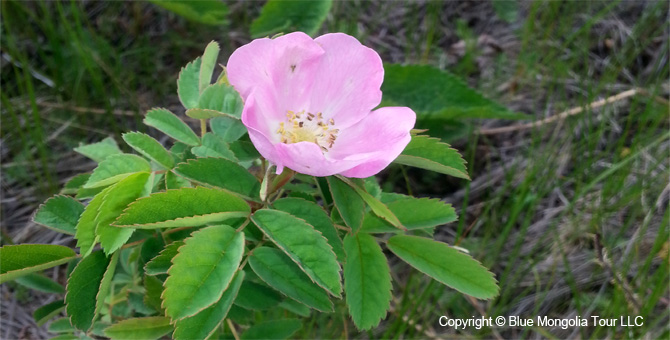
[200,119,207,137]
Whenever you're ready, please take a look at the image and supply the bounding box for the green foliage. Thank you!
[361,193,457,233]
[493,0,519,23]
[251,209,342,297]
[394,135,470,179]
[382,64,525,120]
[197,83,244,118]
[144,108,200,146]
[337,176,403,230]
[177,57,202,109]
[210,116,247,142]
[114,187,250,229]
[103,316,173,340]
[149,0,229,26]
[326,176,365,232]
[272,197,345,262]
[387,235,499,299]
[33,195,83,235]
[0,244,77,283]
[48,318,75,333]
[95,172,152,255]
[174,157,260,200]
[199,41,220,93]
[240,319,302,340]
[122,132,175,169]
[234,280,283,310]
[173,271,244,340]
[84,154,151,188]
[144,241,183,275]
[15,273,64,294]
[163,225,245,320]
[343,233,392,330]
[33,300,66,326]
[250,0,332,37]
[75,186,109,257]
[190,133,237,160]
[249,247,333,312]
[73,137,122,163]
[65,250,110,331]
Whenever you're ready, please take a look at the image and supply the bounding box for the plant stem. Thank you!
[200,119,207,137]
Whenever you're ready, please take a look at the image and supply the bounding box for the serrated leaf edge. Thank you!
[172,158,260,202]
[251,209,342,298]
[31,195,83,236]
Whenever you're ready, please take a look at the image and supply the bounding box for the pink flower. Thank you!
[227,32,416,178]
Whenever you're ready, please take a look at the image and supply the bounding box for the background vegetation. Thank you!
[1,0,668,339]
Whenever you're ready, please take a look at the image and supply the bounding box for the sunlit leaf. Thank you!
[33,195,84,235]
[394,135,469,179]
[114,187,250,229]
[122,132,175,169]
[74,137,122,163]
[84,154,151,188]
[163,225,244,320]
[251,209,341,297]
[199,41,220,92]
[249,247,333,312]
[387,235,499,299]
[0,244,77,284]
[103,316,173,340]
[343,233,392,330]
[250,0,332,37]
[144,108,200,146]
[174,157,260,201]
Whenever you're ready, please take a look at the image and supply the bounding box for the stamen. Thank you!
[277,110,339,152]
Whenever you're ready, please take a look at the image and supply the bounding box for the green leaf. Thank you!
[144,108,200,146]
[174,271,245,340]
[33,300,66,326]
[61,173,91,195]
[122,132,175,169]
[95,252,120,317]
[185,108,227,120]
[251,209,341,297]
[33,195,83,235]
[0,245,77,283]
[173,157,261,201]
[165,170,192,189]
[149,0,228,25]
[240,319,302,340]
[191,133,237,160]
[198,83,244,118]
[361,194,457,233]
[16,273,65,294]
[234,280,282,310]
[336,176,404,231]
[210,116,247,142]
[96,172,152,255]
[199,41,220,93]
[279,299,311,317]
[343,233,392,330]
[103,317,173,340]
[177,57,201,109]
[65,250,111,331]
[387,235,499,299]
[229,140,261,162]
[250,0,332,37]
[163,225,245,320]
[48,317,75,333]
[113,187,250,229]
[144,241,183,275]
[394,135,470,180]
[75,188,109,257]
[326,176,365,232]
[272,198,344,262]
[382,64,526,120]
[74,137,122,163]
[84,154,151,188]
[249,247,333,312]
[143,275,164,313]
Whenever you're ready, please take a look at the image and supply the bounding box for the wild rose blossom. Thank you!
[227,32,416,177]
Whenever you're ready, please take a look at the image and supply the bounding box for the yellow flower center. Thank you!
[277,110,339,152]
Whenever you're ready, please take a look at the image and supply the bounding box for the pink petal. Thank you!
[309,33,384,128]
[227,32,324,112]
[274,142,358,177]
[333,107,416,178]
